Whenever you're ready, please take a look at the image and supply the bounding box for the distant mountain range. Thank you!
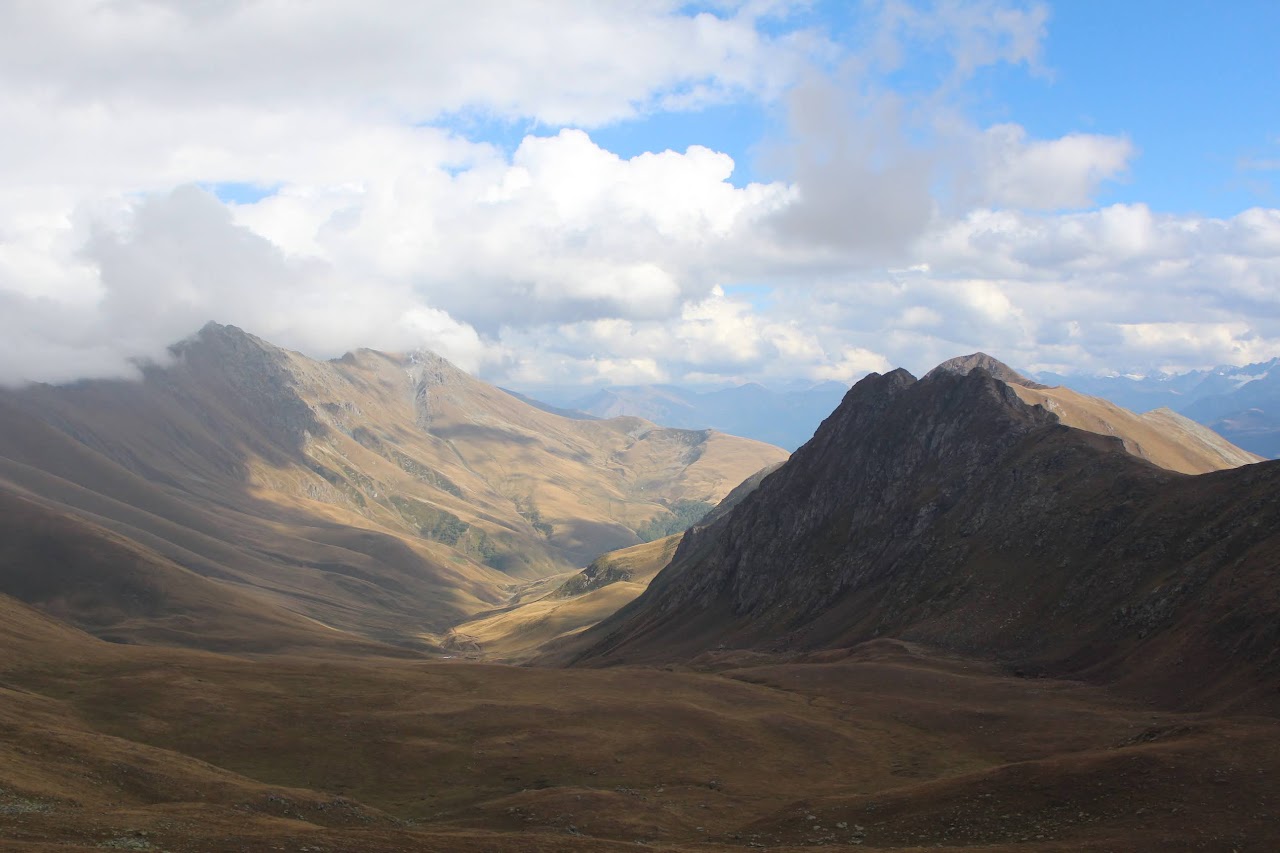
[518,381,851,451]
[1038,357,1280,458]
[508,355,1280,459]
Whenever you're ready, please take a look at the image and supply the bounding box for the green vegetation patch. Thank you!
[391,496,498,564]
[512,494,553,537]
[636,499,714,542]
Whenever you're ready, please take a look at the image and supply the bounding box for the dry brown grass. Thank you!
[442,535,683,661]
[1,623,1276,851]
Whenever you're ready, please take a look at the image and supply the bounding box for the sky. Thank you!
[0,0,1277,391]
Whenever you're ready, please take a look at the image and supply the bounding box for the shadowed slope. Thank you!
[0,490,405,655]
[572,364,1280,712]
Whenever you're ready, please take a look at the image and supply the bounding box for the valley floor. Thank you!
[1,638,1276,852]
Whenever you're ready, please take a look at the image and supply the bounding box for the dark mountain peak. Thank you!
[572,355,1280,711]
[925,352,1048,389]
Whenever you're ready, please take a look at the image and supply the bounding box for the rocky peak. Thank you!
[168,322,323,451]
[404,349,468,431]
[578,365,1061,655]
[924,352,1048,389]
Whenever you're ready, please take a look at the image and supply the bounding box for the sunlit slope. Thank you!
[1011,385,1263,473]
[442,535,682,661]
[0,323,785,650]
[930,352,1262,474]
[300,345,787,566]
[441,462,785,662]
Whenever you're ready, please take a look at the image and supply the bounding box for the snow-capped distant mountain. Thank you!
[523,381,851,452]
[1036,357,1280,459]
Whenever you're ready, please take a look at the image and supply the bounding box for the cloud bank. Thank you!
[0,1,1276,389]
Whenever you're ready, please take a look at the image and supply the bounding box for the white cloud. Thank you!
[0,0,1276,393]
[0,2,818,127]
[975,124,1134,209]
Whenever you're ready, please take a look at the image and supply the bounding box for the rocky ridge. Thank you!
[573,359,1280,711]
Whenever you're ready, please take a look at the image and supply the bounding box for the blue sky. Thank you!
[591,1,1279,215]
[0,0,1277,387]
[993,0,1278,215]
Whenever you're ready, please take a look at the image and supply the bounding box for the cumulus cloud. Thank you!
[974,124,1134,209]
[497,286,886,387]
[762,73,935,259]
[775,204,1280,376]
[0,185,503,383]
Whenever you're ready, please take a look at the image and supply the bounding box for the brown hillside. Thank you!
[1,630,1277,851]
[0,323,785,651]
[443,461,785,662]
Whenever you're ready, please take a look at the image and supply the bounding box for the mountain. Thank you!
[0,323,786,651]
[1038,357,1280,458]
[552,380,850,451]
[1180,366,1280,458]
[572,356,1279,712]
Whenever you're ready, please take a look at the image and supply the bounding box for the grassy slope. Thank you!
[1011,383,1263,473]
[0,490,408,656]
[442,535,683,661]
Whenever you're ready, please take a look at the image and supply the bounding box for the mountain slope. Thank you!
[0,490,400,655]
[931,353,1264,473]
[1039,357,1280,458]
[439,461,784,661]
[0,323,785,650]
[572,360,1280,711]
[1181,366,1280,458]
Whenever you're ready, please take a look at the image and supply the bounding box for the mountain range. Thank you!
[569,355,1279,712]
[0,322,785,652]
[2,336,1278,851]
